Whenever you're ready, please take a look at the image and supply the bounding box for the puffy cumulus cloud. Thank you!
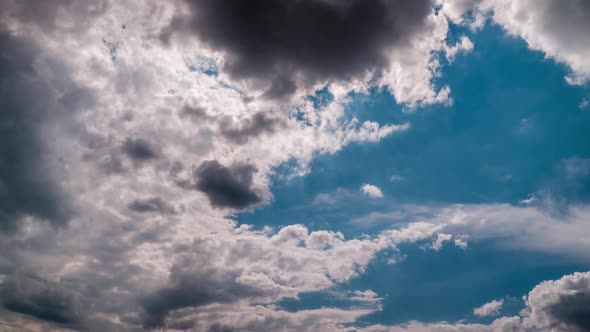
[523,271,590,332]
[361,184,384,199]
[473,299,504,317]
[442,0,590,84]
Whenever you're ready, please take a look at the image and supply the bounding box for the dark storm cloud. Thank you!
[128,196,177,215]
[177,160,261,209]
[168,0,434,98]
[0,275,80,327]
[545,291,590,331]
[219,111,285,144]
[0,29,73,232]
[121,137,160,162]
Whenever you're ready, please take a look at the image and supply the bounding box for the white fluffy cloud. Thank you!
[361,184,385,199]
[473,299,504,317]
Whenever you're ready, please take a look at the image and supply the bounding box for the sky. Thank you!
[1,1,590,331]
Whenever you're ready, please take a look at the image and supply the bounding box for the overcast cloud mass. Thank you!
[1,0,589,331]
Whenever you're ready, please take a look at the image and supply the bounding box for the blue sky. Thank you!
[2,1,590,331]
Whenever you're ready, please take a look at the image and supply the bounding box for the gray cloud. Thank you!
[167,0,434,98]
[0,28,73,232]
[141,248,266,328]
[0,0,109,33]
[219,111,285,145]
[128,196,177,215]
[180,160,262,209]
[545,291,590,331]
[121,138,160,162]
[0,275,80,328]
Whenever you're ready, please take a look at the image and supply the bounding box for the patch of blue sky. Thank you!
[185,54,219,76]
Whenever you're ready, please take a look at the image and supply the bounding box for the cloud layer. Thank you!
[0,0,588,331]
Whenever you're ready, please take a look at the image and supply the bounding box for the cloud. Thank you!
[168,0,435,99]
[6,1,590,331]
[431,233,452,251]
[218,111,286,145]
[121,137,160,162]
[141,260,266,327]
[523,271,590,332]
[0,0,109,33]
[473,299,504,317]
[362,203,590,259]
[359,316,521,332]
[127,196,177,215]
[0,28,77,232]
[361,184,384,199]
[184,160,262,209]
[0,275,80,327]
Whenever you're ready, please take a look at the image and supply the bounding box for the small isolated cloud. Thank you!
[431,233,452,251]
[390,175,404,182]
[361,184,384,199]
[580,98,589,110]
[454,238,469,250]
[519,194,538,205]
[474,299,504,317]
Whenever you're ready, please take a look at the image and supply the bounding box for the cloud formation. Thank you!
[169,0,434,99]
[473,299,504,317]
[361,184,384,199]
[187,160,262,209]
[0,0,587,331]
[0,28,77,232]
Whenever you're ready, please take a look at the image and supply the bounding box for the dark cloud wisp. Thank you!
[219,111,285,144]
[128,196,177,215]
[121,137,160,162]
